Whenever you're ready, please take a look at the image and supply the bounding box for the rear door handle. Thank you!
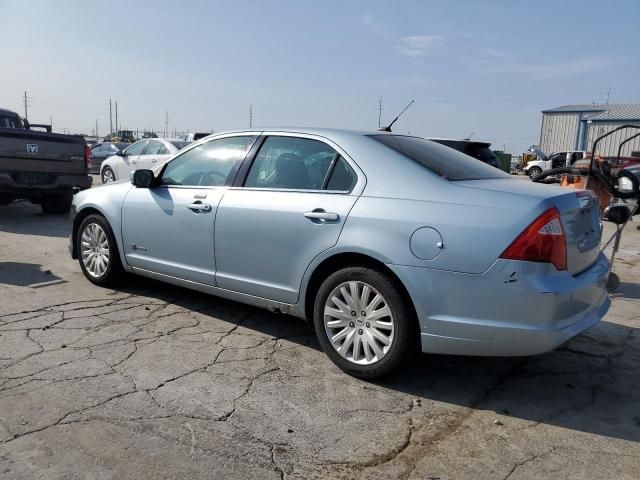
[187,202,212,212]
[304,210,339,221]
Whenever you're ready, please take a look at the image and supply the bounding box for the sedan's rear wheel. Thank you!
[101,166,115,184]
[77,214,123,286]
[313,267,416,378]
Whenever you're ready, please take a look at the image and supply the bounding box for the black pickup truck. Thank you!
[0,108,92,213]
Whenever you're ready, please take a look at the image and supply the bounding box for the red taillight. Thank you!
[500,207,567,270]
[84,145,91,170]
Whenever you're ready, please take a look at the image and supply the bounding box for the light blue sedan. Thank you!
[69,129,610,378]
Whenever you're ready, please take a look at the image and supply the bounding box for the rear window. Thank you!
[369,135,508,181]
[170,140,191,150]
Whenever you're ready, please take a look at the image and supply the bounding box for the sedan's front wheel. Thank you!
[313,267,416,379]
[77,214,123,286]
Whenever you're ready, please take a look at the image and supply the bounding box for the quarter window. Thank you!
[161,136,256,187]
[245,136,339,190]
[326,157,357,191]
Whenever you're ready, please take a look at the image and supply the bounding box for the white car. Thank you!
[524,150,586,179]
[178,132,213,142]
[100,138,190,184]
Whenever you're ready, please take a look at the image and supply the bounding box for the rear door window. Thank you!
[245,136,337,190]
[369,135,508,181]
[143,140,163,155]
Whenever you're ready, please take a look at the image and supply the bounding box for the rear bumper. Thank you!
[390,253,610,356]
[0,172,92,196]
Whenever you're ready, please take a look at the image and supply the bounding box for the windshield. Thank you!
[170,140,191,150]
[369,135,509,181]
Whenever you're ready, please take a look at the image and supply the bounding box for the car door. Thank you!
[118,140,148,179]
[156,141,175,166]
[214,134,362,304]
[120,135,258,284]
[138,139,163,170]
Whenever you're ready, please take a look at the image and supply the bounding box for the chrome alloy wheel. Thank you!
[324,281,395,365]
[102,168,115,183]
[81,223,110,278]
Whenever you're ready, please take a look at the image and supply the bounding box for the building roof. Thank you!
[542,104,640,121]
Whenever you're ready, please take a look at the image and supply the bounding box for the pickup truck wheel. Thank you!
[77,214,123,286]
[101,167,115,184]
[313,267,417,379]
[41,192,73,214]
[528,166,542,180]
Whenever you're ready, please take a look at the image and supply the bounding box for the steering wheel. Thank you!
[198,171,227,186]
[182,171,227,186]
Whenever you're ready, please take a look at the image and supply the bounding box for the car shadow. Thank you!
[109,275,640,444]
[0,200,70,238]
[610,281,640,300]
[0,262,66,287]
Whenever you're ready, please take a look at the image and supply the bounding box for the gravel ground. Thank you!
[0,198,639,479]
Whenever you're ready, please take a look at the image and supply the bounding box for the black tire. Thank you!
[41,192,73,214]
[101,166,116,184]
[76,214,124,287]
[313,266,417,379]
[528,167,542,180]
[607,273,620,292]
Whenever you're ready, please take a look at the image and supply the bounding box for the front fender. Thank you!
[71,183,133,272]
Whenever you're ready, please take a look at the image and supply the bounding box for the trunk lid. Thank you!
[457,178,601,275]
[551,190,601,274]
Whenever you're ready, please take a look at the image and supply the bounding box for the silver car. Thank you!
[100,138,190,184]
[70,129,610,378]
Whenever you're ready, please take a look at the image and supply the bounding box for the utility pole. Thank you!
[606,87,611,105]
[249,104,253,128]
[378,97,382,128]
[95,119,99,140]
[109,99,113,137]
[115,101,119,135]
[165,111,169,137]
[23,91,28,120]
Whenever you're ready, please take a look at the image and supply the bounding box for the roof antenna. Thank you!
[465,132,474,140]
[378,99,414,132]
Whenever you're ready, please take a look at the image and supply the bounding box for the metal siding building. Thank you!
[539,104,640,157]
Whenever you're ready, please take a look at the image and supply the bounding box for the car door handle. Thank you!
[187,202,212,212]
[304,210,339,221]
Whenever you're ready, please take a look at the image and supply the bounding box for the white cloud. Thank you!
[396,35,445,57]
[360,13,388,37]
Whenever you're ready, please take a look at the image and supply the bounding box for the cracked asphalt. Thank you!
[1,199,639,479]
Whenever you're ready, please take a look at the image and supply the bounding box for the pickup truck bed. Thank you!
[0,127,92,213]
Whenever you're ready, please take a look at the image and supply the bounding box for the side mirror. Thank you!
[115,149,125,156]
[131,169,155,188]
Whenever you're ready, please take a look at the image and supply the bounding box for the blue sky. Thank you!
[1,0,638,153]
